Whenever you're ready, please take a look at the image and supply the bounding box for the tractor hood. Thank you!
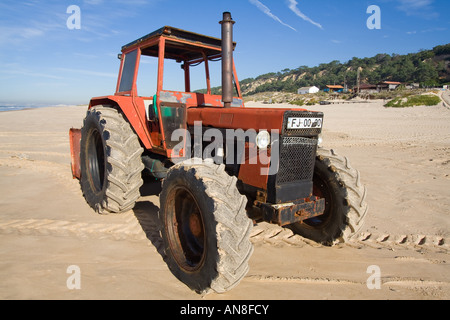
[187,106,323,134]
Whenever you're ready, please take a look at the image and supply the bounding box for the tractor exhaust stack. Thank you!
[220,12,235,108]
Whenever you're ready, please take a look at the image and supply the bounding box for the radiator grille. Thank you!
[277,137,317,184]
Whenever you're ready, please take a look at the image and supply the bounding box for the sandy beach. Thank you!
[0,99,449,300]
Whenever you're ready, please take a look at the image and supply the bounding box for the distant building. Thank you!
[355,83,377,93]
[324,85,344,93]
[297,86,320,94]
[405,83,420,90]
[377,81,402,91]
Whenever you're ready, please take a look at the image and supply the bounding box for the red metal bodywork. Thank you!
[69,128,81,179]
[187,106,307,190]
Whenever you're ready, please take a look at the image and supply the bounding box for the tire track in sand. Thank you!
[0,213,448,253]
[245,275,450,291]
[1,215,448,295]
[250,222,449,251]
[0,156,79,194]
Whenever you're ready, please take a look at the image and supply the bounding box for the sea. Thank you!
[0,105,42,112]
[0,104,78,112]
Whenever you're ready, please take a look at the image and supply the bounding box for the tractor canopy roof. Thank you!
[121,26,236,62]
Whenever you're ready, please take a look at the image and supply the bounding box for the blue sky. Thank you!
[0,0,449,106]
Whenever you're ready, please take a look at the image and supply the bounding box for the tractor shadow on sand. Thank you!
[132,180,167,259]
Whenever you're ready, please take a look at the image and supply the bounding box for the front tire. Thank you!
[289,149,368,245]
[159,159,254,294]
[80,106,144,214]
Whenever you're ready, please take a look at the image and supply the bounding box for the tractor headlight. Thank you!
[256,130,271,149]
[317,134,323,147]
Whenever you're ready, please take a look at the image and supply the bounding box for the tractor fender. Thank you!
[89,96,153,150]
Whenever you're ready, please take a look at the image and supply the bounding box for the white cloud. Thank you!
[84,0,152,5]
[398,0,433,10]
[287,0,323,29]
[57,68,116,78]
[83,0,104,5]
[249,0,297,32]
[0,26,45,45]
[2,68,64,80]
[396,0,437,17]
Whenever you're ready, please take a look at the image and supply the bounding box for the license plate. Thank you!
[287,117,323,129]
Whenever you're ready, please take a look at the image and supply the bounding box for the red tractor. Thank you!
[69,12,367,294]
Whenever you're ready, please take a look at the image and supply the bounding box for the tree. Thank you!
[415,61,438,83]
[396,57,415,82]
[433,44,450,56]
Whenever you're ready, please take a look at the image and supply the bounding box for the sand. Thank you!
[0,99,449,300]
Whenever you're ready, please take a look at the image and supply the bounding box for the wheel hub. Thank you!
[166,187,206,271]
[189,212,203,238]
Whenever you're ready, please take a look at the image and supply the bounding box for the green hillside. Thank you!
[198,43,450,96]
[241,43,450,96]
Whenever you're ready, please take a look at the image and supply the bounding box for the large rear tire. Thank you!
[80,106,144,214]
[159,159,254,294]
[289,148,368,245]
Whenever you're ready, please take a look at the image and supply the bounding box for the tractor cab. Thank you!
[117,25,244,107]
[100,25,244,160]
